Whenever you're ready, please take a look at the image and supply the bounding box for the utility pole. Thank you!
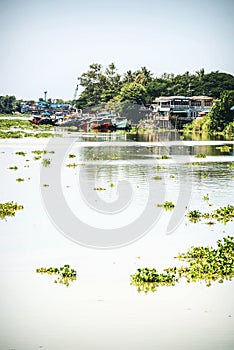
[44,91,47,102]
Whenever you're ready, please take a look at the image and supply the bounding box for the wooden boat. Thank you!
[29,115,56,126]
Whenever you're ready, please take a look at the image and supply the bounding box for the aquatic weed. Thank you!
[36,264,77,287]
[157,201,175,210]
[0,201,24,220]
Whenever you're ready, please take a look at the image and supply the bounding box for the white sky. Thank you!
[0,0,233,100]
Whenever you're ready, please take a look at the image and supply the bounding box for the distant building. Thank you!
[151,95,214,120]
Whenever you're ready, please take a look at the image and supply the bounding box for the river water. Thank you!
[0,132,234,350]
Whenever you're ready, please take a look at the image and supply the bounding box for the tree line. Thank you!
[76,63,234,110]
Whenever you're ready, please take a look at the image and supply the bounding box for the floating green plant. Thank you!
[86,152,120,161]
[0,131,23,139]
[8,166,18,170]
[153,165,166,171]
[187,205,234,224]
[43,184,49,187]
[94,187,106,191]
[227,163,234,169]
[187,210,202,223]
[69,154,76,158]
[42,158,51,167]
[201,173,208,178]
[195,153,206,158]
[160,155,171,159]
[185,162,201,166]
[33,155,41,161]
[203,194,209,201]
[32,150,47,155]
[66,163,79,168]
[212,205,234,223]
[216,145,232,152]
[170,175,175,178]
[110,183,115,188]
[16,178,24,182]
[157,201,175,210]
[130,268,176,293]
[152,176,162,181]
[36,264,77,287]
[174,236,234,286]
[15,151,26,156]
[131,236,234,292]
[0,201,24,220]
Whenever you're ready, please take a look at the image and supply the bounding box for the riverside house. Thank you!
[151,95,214,121]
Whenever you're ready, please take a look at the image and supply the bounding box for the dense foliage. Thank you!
[183,90,234,133]
[76,63,234,110]
[0,95,17,114]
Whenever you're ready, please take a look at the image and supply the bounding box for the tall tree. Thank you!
[0,95,16,114]
[208,90,234,131]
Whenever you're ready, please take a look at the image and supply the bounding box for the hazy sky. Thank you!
[1,0,233,100]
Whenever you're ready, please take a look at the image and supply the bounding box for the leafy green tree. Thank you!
[122,70,137,84]
[119,82,146,104]
[208,90,234,131]
[0,95,16,114]
[135,67,154,86]
[77,63,121,106]
[202,72,234,98]
[76,63,234,110]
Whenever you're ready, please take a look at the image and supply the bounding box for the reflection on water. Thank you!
[131,280,176,293]
[0,137,234,350]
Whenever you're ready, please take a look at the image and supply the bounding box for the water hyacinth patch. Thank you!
[131,236,234,292]
[201,173,208,178]
[187,205,234,224]
[32,150,47,155]
[227,163,234,169]
[66,163,79,168]
[36,264,77,287]
[195,153,206,158]
[130,268,177,293]
[187,210,202,223]
[185,162,201,166]
[86,152,120,161]
[0,201,24,220]
[15,151,26,156]
[153,166,166,171]
[203,194,209,202]
[157,201,175,210]
[160,155,171,159]
[16,178,24,182]
[42,158,51,167]
[212,205,234,223]
[216,145,232,152]
[174,236,234,286]
[152,176,162,181]
[8,166,18,170]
